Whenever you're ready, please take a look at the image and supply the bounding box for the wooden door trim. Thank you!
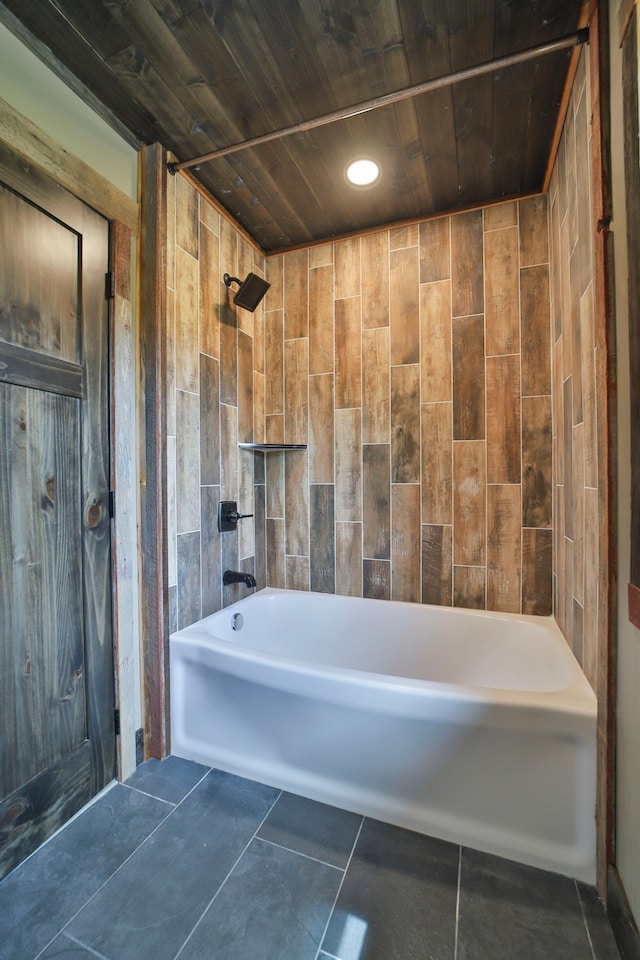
[139,143,170,760]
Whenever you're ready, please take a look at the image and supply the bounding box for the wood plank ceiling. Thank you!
[3,0,585,253]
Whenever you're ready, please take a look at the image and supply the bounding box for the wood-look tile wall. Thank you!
[167,174,267,630]
[548,49,600,687]
[263,202,553,614]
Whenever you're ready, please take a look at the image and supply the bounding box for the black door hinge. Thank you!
[108,491,115,518]
[105,271,115,300]
[114,708,121,736]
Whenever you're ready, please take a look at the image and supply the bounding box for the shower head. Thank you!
[223,272,270,312]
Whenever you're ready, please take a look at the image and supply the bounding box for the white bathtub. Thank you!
[170,588,597,882]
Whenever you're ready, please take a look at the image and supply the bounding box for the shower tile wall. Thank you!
[167,174,267,630]
[263,199,553,615]
[548,48,600,686]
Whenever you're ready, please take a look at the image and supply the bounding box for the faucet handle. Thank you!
[225,510,253,523]
[217,500,254,532]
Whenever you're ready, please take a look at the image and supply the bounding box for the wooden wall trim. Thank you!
[110,220,139,780]
[0,95,139,232]
[609,865,640,960]
[139,143,170,760]
[588,0,618,899]
[628,582,640,628]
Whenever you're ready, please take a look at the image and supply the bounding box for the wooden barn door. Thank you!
[0,158,115,880]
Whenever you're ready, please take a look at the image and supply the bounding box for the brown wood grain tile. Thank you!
[390,247,419,365]
[220,218,238,295]
[176,389,200,533]
[335,237,361,299]
[253,371,265,444]
[335,408,362,522]
[422,524,453,606]
[219,294,237,405]
[309,374,334,484]
[572,598,584,668]
[221,531,241,607]
[266,414,284,444]
[199,198,220,236]
[266,517,285,588]
[554,336,565,484]
[453,441,486,566]
[583,486,598,688]
[284,249,308,340]
[451,210,483,317]
[336,522,363,597]
[310,484,335,594]
[167,436,177,586]
[390,224,418,249]
[420,280,451,403]
[199,224,220,360]
[309,243,334,268]
[580,282,597,488]
[265,309,284,415]
[237,243,255,338]
[522,527,552,615]
[254,482,267,590]
[421,402,452,524]
[563,376,573,540]
[487,484,521,613]
[238,450,255,561]
[166,287,176,437]
[286,555,310,591]
[266,256,284,310]
[363,559,391,600]
[362,327,390,443]
[176,174,199,258]
[362,231,389,329]
[391,484,421,603]
[519,195,549,267]
[485,226,519,357]
[335,297,362,409]
[177,531,202,628]
[520,265,551,397]
[175,246,199,393]
[574,89,594,299]
[284,338,308,444]
[237,329,253,443]
[484,202,517,231]
[391,364,420,483]
[266,450,285,519]
[569,248,584,425]
[285,450,309,557]
[253,293,265,376]
[452,315,485,440]
[522,395,552,527]
[573,420,584,607]
[363,443,391,560]
[486,354,521,485]
[167,166,176,292]
[563,534,574,644]
[309,264,334,374]
[200,485,222,616]
[453,566,486,609]
[419,217,450,283]
[220,402,238,501]
[200,354,220,486]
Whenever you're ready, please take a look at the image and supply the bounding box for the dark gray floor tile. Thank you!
[0,784,169,960]
[457,847,594,960]
[125,755,208,804]
[66,770,279,960]
[257,792,362,868]
[578,883,622,959]
[39,933,110,958]
[321,818,458,960]
[178,838,342,960]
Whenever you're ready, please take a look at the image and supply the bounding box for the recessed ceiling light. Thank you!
[346,158,381,187]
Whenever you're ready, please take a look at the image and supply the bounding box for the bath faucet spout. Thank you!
[223,569,257,588]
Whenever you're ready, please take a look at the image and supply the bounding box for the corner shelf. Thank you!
[238,443,307,451]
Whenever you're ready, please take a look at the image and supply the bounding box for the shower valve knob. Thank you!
[217,500,253,532]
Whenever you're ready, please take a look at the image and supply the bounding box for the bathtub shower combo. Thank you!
[170,588,597,883]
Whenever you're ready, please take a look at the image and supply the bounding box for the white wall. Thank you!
[0,22,143,761]
[610,1,640,926]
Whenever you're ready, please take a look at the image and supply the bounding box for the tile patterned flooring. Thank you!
[0,756,621,960]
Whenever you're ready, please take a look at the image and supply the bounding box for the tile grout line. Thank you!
[32,765,214,960]
[120,781,177,806]
[254,835,345,872]
[453,845,463,960]
[313,815,366,960]
[62,931,112,960]
[171,789,283,960]
[575,879,598,960]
